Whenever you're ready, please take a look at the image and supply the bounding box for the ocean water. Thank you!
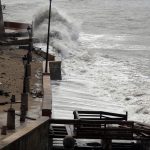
[2,0,150,123]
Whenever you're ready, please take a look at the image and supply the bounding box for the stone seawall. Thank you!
[0,117,49,150]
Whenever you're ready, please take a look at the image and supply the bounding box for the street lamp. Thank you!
[22,55,28,78]
[45,0,52,73]
[27,25,32,63]
[20,55,29,118]
[24,27,32,76]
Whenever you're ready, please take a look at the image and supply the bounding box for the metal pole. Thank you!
[45,0,52,73]
[0,0,4,38]
[27,26,32,63]
[23,65,27,93]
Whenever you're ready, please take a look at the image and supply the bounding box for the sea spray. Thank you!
[33,7,79,58]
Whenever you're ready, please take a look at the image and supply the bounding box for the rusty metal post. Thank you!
[21,93,28,111]
[1,126,7,135]
[20,104,26,122]
[7,107,15,130]
[0,0,4,38]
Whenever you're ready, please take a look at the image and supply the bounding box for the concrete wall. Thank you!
[42,74,52,118]
[42,61,52,118]
[0,117,49,150]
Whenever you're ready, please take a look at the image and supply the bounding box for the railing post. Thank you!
[101,139,112,150]
[7,106,15,130]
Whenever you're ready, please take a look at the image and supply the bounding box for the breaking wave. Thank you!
[33,7,79,58]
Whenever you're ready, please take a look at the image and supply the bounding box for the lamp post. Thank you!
[25,26,32,77]
[22,55,30,93]
[20,55,29,122]
[22,55,27,76]
[45,0,52,73]
[27,25,32,63]
[0,0,4,38]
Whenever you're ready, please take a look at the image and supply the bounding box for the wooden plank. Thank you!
[79,117,126,120]
[75,134,133,140]
[75,129,133,139]
[52,128,66,131]
[50,119,134,126]
[75,127,133,131]
[4,31,28,37]
[49,134,66,138]
[0,38,30,45]
[4,21,31,30]
[79,114,101,116]
[53,131,67,134]
[77,110,127,119]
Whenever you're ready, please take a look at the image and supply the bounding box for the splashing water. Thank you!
[34,7,79,58]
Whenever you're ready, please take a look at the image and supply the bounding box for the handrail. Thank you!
[75,110,127,118]
[50,118,134,126]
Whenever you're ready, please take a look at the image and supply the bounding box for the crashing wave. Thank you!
[33,7,79,58]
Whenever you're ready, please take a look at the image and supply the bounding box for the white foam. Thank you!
[79,32,150,50]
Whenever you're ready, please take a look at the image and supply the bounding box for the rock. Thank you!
[125,97,131,101]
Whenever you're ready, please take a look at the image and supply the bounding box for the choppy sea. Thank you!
[3,0,150,123]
